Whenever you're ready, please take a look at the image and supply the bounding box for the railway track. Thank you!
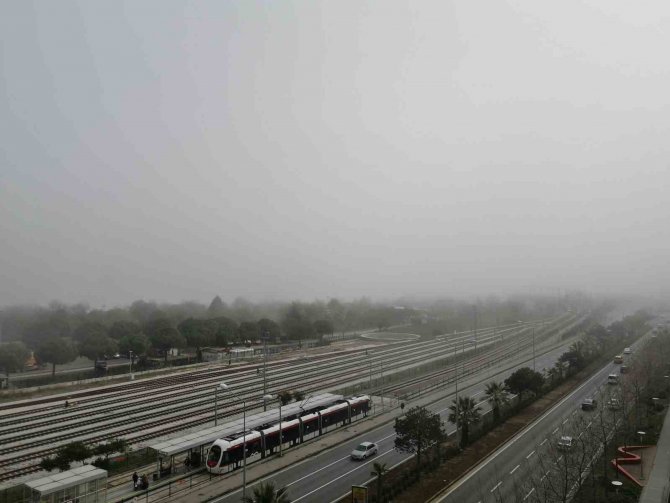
[0,314,583,483]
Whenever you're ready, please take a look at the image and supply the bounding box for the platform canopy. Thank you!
[23,465,107,502]
[150,393,343,457]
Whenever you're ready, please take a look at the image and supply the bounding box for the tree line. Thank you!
[0,292,604,379]
[0,296,411,377]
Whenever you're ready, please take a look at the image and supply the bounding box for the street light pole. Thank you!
[473,305,478,353]
[242,400,247,496]
[262,331,269,411]
[368,355,372,390]
[639,432,646,475]
[380,361,385,411]
[278,400,282,457]
[264,394,283,457]
[454,343,459,404]
[532,325,536,371]
[214,382,226,426]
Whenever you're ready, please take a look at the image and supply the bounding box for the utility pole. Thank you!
[380,361,385,411]
[532,325,536,371]
[454,344,458,404]
[454,344,459,426]
[262,330,269,411]
[368,354,373,388]
[473,305,478,352]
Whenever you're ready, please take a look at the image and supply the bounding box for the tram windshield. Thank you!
[207,445,222,467]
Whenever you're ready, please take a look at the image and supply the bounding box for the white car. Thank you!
[557,436,573,450]
[351,441,378,460]
[623,347,632,355]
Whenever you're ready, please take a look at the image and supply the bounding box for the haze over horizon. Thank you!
[2,1,670,307]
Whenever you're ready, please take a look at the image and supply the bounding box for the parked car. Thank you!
[557,436,573,450]
[351,441,378,460]
[581,398,597,411]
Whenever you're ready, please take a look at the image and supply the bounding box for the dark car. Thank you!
[581,398,597,411]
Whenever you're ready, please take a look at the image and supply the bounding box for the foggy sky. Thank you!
[2,1,670,307]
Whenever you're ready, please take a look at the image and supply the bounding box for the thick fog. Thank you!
[1,1,669,307]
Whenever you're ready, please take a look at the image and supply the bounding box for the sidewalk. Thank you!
[639,405,670,503]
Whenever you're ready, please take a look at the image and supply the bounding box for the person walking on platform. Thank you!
[132,472,138,489]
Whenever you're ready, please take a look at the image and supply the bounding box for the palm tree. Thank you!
[448,396,482,448]
[547,366,560,387]
[484,382,509,423]
[241,481,291,503]
[370,462,388,501]
[553,361,564,381]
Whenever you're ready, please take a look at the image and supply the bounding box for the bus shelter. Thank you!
[22,465,107,503]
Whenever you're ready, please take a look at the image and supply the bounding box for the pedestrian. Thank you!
[141,474,149,490]
[132,471,138,489]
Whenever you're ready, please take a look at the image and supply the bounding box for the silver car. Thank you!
[351,441,378,460]
[557,436,573,450]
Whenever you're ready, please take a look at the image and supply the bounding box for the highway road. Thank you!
[437,333,650,503]
[210,340,579,503]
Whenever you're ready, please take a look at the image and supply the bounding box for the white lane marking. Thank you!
[292,448,394,502]
[552,428,559,434]
[572,410,577,416]
[540,438,548,446]
[557,456,563,462]
[285,433,397,487]
[490,481,502,493]
[526,450,535,459]
[587,421,592,428]
[510,464,520,475]
[562,418,568,424]
[523,487,536,500]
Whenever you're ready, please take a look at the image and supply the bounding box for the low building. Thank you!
[21,465,107,503]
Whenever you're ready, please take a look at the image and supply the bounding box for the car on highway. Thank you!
[623,347,632,355]
[607,374,619,385]
[613,355,623,364]
[581,398,597,411]
[607,398,621,410]
[620,365,629,374]
[557,436,573,450]
[351,441,378,460]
